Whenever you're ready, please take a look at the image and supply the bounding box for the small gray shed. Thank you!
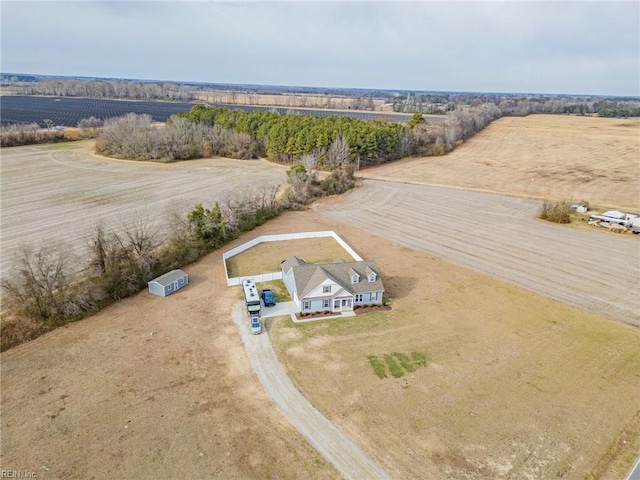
[148,269,188,297]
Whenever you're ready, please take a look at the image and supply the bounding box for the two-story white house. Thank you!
[280,256,384,313]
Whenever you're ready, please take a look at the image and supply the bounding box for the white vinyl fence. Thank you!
[223,231,362,286]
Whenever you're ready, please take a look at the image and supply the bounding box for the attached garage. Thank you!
[148,269,188,297]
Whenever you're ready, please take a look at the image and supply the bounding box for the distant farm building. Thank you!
[148,269,188,297]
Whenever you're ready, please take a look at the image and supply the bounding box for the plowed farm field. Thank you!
[316,181,640,328]
[363,114,640,210]
[0,141,287,275]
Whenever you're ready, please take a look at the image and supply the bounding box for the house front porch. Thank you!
[332,296,353,313]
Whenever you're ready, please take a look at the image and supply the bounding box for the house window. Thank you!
[323,285,331,294]
[355,294,363,303]
[303,301,310,310]
[368,273,377,282]
[323,299,330,309]
[351,275,359,284]
[371,292,378,301]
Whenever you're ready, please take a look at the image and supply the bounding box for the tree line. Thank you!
[13,79,195,102]
[0,122,67,147]
[393,92,640,118]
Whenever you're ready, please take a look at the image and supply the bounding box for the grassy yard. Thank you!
[225,237,354,278]
[269,241,640,480]
[256,279,290,302]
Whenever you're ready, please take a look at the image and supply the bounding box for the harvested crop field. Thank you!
[0,141,287,275]
[363,114,640,210]
[316,181,640,328]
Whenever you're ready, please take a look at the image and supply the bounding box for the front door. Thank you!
[341,298,353,310]
[333,299,341,312]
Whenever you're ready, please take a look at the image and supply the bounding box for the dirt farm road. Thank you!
[231,302,392,480]
[317,179,640,328]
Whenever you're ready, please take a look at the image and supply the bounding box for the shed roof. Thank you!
[150,269,187,287]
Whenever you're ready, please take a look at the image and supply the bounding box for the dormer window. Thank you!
[366,266,377,282]
[349,267,359,284]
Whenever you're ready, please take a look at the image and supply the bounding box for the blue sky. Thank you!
[2,1,639,96]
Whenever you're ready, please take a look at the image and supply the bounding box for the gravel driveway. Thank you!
[231,302,391,480]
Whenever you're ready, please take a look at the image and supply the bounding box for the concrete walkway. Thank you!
[231,302,391,480]
[260,301,356,323]
[259,301,297,320]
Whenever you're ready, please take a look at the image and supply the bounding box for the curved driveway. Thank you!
[231,302,391,480]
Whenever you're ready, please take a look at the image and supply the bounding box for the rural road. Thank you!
[317,179,640,327]
[231,302,391,480]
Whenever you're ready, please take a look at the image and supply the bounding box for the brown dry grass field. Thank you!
[225,237,352,278]
[2,114,640,479]
[363,114,640,211]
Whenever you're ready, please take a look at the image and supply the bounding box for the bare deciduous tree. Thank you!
[78,116,103,138]
[326,135,350,168]
[300,150,319,173]
[1,244,83,320]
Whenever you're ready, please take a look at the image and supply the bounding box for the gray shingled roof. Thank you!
[280,256,305,274]
[282,257,384,298]
[150,269,187,286]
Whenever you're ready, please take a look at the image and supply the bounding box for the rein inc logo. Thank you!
[1,472,37,478]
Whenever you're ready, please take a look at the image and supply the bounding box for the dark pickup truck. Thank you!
[260,289,276,306]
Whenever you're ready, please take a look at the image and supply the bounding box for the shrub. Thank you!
[539,200,572,224]
[1,123,68,147]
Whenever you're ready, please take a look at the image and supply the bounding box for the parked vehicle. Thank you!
[261,289,276,306]
[588,210,637,227]
[242,279,261,316]
[250,315,262,335]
